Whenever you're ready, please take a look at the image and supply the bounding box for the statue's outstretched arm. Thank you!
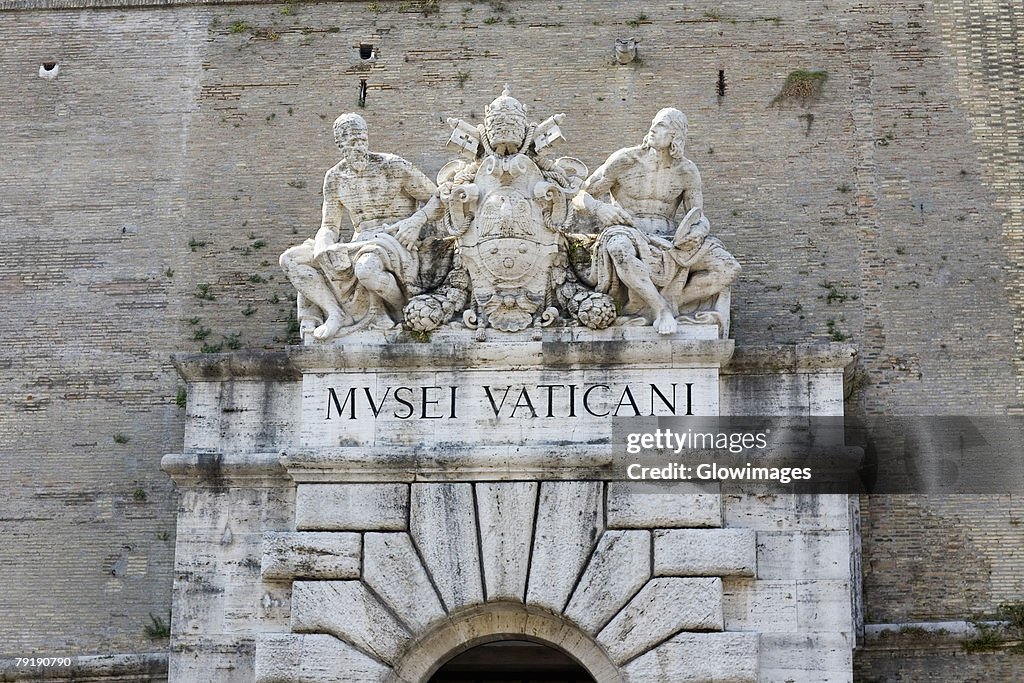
[573,152,635,228]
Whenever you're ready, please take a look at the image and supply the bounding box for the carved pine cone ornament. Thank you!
[403,295,448,332]
[574,291,617,330]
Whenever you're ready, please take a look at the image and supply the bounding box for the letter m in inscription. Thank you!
[326,387,357,420]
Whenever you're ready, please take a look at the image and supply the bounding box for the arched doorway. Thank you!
[386,604,623,683]
[429,640,596,682]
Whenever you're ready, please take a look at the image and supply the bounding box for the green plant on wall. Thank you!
[773,70,828,105]
[144,614,170,640]
[964,603,1024,653]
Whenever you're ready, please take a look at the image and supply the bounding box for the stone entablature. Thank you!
[163,338,858,682]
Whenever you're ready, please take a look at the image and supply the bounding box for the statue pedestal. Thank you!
[163,335,858,683]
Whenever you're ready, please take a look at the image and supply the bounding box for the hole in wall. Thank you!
[39,62,60,80]
[359,43,374,60]
[358,79,368,108]
[717,69,726,97]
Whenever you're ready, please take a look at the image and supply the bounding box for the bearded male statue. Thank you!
[279,113,438,340]
[574,108,740,335]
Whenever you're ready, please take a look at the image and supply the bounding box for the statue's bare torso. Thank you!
[323,153,435,234]
[585,146,702,232]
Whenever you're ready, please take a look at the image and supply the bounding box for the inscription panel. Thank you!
[300,367,720,450]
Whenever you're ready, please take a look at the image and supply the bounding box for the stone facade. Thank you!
[0,0,1022,681]
[161,337,856,682]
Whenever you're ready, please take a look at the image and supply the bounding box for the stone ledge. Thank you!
[174,333,735,382]
[282,445,619,483]
[2,0,307,11]
[290,335,734,371]
[173,350,301,383]
[721,343,856,375]
[863,620,1008,648]
[160,451,289,487]
[171,342,854,383]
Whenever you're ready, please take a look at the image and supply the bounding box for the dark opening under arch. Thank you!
[429,640,597,683]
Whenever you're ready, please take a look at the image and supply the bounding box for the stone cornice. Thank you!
[172,340,856,383]
[161,450,288,486]
[172,350,301,382]
[721,343,857,375]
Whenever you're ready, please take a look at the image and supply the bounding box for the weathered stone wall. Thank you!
[160,345,855,682]
[0,0,1022,679]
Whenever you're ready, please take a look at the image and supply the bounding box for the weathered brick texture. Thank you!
[0,0,1022,679]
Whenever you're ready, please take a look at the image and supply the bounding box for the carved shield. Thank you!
[478,237,549,284]
[455,157,563,331]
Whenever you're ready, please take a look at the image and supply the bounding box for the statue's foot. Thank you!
[654,310,678,335]
[313,313,349,340]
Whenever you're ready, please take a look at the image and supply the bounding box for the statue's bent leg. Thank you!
[279,244,350,340]
[606,234,677,335]
[354,252,406,318]
[676,247,741,307]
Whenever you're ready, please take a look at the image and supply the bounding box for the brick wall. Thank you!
[0,0,1021,677]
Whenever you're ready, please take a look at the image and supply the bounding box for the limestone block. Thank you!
[723,493,851,531]
[621,632,758,682]
[597,577,723,664]
[170,486,296,649]
[808,373,845,416]
[255,633,391,682]
[290,581,410,665]
[758,632,853,683]
[526,482,603,612]
[409,483,483,610]
[654,528,756,577]
[564,530,651,634]
[183,378,302,456]
[295,483,407,531]
[797,580,854,632]
[475,482,537,601]
[607,482,721,528]
[757,531,851,579]
[719,373,810,416]
[261,532,360,580]
[363,532,446,632]
[168,635,257,682]
[723,578,799,632]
